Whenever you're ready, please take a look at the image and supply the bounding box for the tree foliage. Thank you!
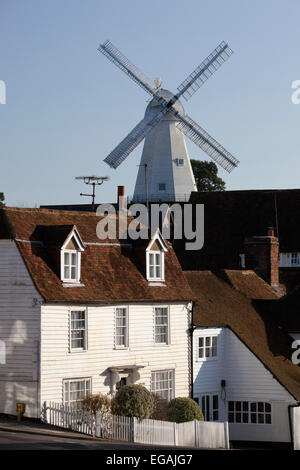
[0,192,5,207]
[111,384,154,420]
[167,397,204,423]
[191,160,225,192]
[78,393,111,416]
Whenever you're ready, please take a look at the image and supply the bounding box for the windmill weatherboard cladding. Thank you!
[98,40,239,202]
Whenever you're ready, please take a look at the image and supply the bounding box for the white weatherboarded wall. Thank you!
[0,240,42,417]
[193,327,296,442]
[291,406,300,450]
[40,302,190,404]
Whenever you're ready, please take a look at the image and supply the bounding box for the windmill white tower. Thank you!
[98,40,239,202]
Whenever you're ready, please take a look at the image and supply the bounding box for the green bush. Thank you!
[167,397,204,423]
[78,393,111,416]
[112,384,154,420]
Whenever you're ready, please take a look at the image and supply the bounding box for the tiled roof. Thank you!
[1,207,193,303]
[185,270,300,401]
[175,189,300,271]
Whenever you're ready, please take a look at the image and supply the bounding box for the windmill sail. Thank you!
[176,113,239,173]
[176,41,233,101]
[98,40,156,97]
[104,109,166,169]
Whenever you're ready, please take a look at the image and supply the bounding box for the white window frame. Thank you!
[147,251,165,282]
[197,334,218,361]
[279,252,300,267]
[228,401,272,425]
[175,158,185,167]
[154,306,170,345]
[115,306,129,349]
[151,369,174,401]
[69,308,87,352]
[63,377,91,407]
[60,228,84,284]
[199,393,220,422]
[61,249,81,283]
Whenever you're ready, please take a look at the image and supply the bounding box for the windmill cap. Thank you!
[145,89,184,120]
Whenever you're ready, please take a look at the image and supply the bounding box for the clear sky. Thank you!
[1,0,300,207]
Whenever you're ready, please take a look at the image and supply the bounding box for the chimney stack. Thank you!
[244,229,279,287]
[117,186,125,211]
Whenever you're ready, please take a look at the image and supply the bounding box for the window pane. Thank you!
[242,413,249,423]
[228,401,234,412]
[251,413,257,423]
[265,414,271,424]
[265,403,271,413]
[228,412,234,423]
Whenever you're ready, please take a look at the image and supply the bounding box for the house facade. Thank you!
[0,207,193,418]
[186,270,300,443]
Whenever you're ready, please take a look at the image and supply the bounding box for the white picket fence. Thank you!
[42,402,229,449]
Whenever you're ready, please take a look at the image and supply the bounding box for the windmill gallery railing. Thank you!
[41,402,229,449]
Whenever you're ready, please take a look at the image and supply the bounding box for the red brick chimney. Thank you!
[117,186,125,211]
[244,228,279,287]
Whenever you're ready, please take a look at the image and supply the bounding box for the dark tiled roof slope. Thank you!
[185,270,300,401]
[176,189,300,271]
[0,207,193,303]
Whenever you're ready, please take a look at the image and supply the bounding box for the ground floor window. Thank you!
[63,378,91,407]
[151,370,174,401]
[199,394,219,421]
[228,401,272,424]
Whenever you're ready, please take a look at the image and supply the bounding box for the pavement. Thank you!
[0,416,102,442]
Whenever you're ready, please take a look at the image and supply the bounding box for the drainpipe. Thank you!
[288,403,300,449]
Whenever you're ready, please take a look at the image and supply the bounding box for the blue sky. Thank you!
[1,0,300,207]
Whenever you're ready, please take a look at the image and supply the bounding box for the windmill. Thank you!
[98,40,239,202]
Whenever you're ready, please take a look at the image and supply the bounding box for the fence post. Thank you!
[194,419,198,448]
[224,421,229,449]
[174,422,178,447]
[130,417,135,442]
[41,401,47,423]
[95,412,100,437]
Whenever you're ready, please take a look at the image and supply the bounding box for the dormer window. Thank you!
[60,226,85,285]
[63,251,79,282]
[146,230,168,284]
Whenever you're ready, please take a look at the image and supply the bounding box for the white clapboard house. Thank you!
[185,269,300,444]
[0,207,193,418]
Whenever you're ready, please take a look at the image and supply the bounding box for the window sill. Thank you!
[148,281,166,286]
[62,282,85,288]
[68,349,88,354]
[114,346,129,350]
[197,357,218,362]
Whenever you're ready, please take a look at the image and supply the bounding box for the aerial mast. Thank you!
[75,175,109,210]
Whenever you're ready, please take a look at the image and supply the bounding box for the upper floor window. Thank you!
[146,230,168,283]
[60,226,85,284]
[158,183,166,191]
[154,307,169,344]
[70,309,87,351]
[174,158,185,167]
[115,307,128,348]
[198,335,218,360]
[280,252,300,267]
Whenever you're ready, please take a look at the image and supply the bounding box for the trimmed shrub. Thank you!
[112,384,154,420]
[167,397,204,423]
[150,394,169,421]
[78,393,111,416]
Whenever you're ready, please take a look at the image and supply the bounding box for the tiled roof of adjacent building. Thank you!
[175,189,300,271]
[0,207,194,303]
[185,270,300,401]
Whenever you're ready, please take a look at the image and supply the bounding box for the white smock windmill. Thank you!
[98,40,239,202]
